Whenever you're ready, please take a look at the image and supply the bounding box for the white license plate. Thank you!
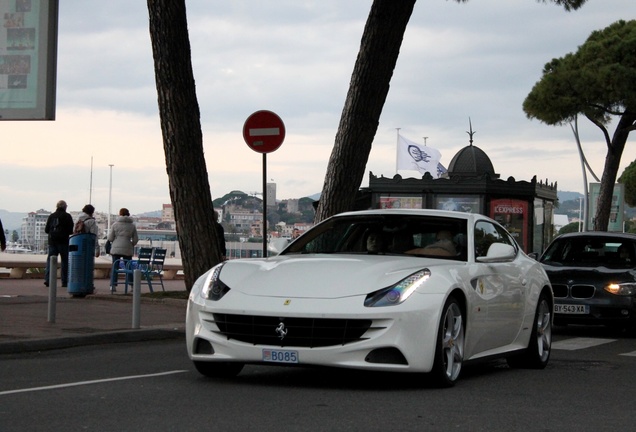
[262,349,299,364]
[554,304,589,314]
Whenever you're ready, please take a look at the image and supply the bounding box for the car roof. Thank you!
[334,208,483,222]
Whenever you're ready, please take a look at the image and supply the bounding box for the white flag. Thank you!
[396,135,443,177]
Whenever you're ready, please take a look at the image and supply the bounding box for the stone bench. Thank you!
[0,255,183,280]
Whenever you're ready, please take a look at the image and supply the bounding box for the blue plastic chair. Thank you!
[111,247,154,294]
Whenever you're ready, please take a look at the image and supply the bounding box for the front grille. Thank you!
[213,313,373,348]
[552,284,568,298]
[550,283,595,299]
[571,284,595,299]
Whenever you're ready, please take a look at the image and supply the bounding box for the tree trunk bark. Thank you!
[147,0,222,289]
[593,110,636,231]
[314,0,416,223]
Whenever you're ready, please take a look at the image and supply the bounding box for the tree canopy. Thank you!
[523,20,636,230]
[619,159,636,207]
[524,20,636,127]
[539,0,588,11]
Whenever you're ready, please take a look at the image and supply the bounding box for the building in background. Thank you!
[162,204,174,222]
[286,198,300,214]
[20,210,50,252]
[228,210,263,236]
[266,182,276,208]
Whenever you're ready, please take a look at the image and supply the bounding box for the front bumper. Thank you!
[185,291,445,373]
[553,297,636,326]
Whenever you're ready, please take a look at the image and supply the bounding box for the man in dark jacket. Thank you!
[0,217,6,251]
[213,210,226,260]
[44,200,74,287]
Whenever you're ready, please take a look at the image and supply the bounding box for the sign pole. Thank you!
[262,153,267,257]
[242,110,286,258]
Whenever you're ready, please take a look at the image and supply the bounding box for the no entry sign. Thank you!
[242,110,286,154]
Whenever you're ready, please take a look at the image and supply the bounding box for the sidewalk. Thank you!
[0,277,188,355]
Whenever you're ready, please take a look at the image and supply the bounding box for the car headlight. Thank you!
[364,269,431,307]
[605,282,636,296]
[201,262,230,301]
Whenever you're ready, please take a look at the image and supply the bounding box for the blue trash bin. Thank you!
[68,233,96,297]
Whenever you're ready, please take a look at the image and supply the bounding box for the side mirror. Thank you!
[527,252,539,260]
[476,243,516,263]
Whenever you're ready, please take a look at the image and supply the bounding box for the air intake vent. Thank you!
[213,314,372,348]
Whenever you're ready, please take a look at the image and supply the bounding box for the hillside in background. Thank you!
[0,210,29,233]
[556,191,636,221]
[557,191,583,202]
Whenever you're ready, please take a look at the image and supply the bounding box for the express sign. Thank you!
[242,110,286,154]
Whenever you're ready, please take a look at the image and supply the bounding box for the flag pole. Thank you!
[395,128,401,174]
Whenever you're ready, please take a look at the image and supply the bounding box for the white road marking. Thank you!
[0,370,188,396]
[620,351,636,357]
[249,127,280,136]
[552,337,616,351]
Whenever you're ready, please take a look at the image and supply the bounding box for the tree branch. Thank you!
[584,113,612,147]
[588,102,625,117]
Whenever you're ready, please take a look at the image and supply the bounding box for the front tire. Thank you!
[431,296,464,387]
[508,292,552,369]
[193,361,244,378]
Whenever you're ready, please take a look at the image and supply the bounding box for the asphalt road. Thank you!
[1,328,635,432]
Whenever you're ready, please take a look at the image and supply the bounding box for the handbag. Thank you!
[105,240,112,254]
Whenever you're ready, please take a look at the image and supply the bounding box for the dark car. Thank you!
[539,231,636,331]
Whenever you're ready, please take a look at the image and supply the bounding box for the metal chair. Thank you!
[141,247,166,292]
[112,247,153,294]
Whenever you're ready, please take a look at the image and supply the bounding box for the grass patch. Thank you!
[141,290,190,300]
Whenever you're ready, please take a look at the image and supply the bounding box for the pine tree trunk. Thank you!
[593,111,636,231]
[147,0,222,289]
[314,0,416,223]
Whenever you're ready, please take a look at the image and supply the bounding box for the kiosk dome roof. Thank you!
[447,144,497,178]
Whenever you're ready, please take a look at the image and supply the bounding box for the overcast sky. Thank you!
[0,0,634,214]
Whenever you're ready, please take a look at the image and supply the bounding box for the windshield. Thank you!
[283,214,468,261]
[540,236,636,269]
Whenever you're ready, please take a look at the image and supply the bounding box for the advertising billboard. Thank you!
[490,199,529,251]
[588,183,624,232]
[435,195,481,213]
[0,0,58,120]
[379,195,423,209]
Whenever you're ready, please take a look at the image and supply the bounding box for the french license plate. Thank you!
[262,349,299,364]
[554,304,589,314]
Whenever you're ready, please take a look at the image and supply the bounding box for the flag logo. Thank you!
[408,145,432,163]
[396,134,445,177]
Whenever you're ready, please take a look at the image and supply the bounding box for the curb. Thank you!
[88,294,188,307]
[0,328,185,355]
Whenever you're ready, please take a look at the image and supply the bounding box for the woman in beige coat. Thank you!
[108,208,139,292]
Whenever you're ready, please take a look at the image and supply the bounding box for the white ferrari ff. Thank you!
[186,209,553,386]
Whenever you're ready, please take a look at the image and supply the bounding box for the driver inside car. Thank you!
[406,230,457,257]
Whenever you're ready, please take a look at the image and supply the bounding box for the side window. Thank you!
[474,221,516,258]
[495,224,518,252]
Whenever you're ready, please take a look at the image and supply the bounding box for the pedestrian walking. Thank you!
[44,200,74,287]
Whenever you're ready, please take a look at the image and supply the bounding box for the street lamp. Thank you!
[108,164,114,236]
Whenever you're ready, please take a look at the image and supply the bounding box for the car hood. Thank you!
[218,254,458,299]
[541,263,636,283]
